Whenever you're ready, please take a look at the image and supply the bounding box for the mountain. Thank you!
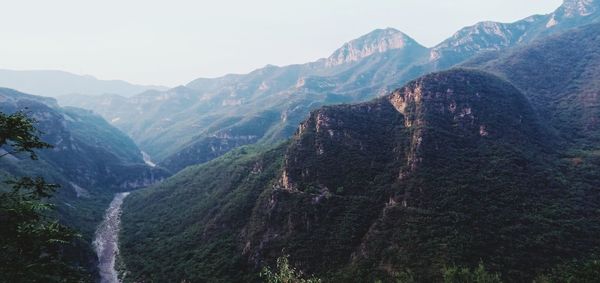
[62,0,600,174]
[119,67,600,282]
[324,28,424,67]
[0,69,167,98]
[0,87,169,242]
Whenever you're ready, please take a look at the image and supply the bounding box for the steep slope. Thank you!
[0,69,167,98]
[120,70,600,282]
[464,22,600,148]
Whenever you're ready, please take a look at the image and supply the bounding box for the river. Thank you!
[93,192,130,283]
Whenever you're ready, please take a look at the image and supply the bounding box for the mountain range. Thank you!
[1,0,600,281]
[60,0,600,174]
[117,3,600,282]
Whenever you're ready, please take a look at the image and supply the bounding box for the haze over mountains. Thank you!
[0,69,167,98]
[59,0,600,174]
[1,0,600,282]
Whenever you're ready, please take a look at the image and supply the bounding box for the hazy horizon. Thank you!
[0,0,562,87]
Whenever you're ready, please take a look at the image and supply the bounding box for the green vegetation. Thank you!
[0,111,88,282]
[0,110,51,159]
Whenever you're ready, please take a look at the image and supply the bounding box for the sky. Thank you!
[0,0,563,87]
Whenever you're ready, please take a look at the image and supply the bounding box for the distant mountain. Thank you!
[427,0,600,70]
[324,28,424,67]
[0,69,167,98]
[120,69,600,282]
[61,0,600,174]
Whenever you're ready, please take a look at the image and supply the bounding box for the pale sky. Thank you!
[0,0,562,86]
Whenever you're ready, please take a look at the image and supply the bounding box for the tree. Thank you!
[0,111,86,282]
[260,255,322,283]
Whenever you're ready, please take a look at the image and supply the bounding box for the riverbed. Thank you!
[93,192,130,283]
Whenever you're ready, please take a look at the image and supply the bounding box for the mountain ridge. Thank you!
[0,69,168,98]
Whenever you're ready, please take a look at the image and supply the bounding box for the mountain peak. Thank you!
[325,28,422,67]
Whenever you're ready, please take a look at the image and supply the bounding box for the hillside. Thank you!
[120,69,600,282]
[61,0,600,174]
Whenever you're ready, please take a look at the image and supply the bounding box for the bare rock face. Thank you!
[326,28,424,67]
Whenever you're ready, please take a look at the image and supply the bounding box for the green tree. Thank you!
[0,111,86,282]
[261,255,322,283]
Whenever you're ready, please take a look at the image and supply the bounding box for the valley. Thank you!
[1,0,600,282]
